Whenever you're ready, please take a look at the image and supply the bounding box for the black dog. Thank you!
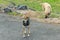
[23,17,30,27]
[22,17,30,37]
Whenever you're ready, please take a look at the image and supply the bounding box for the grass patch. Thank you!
[8,12,23,16]
[0,0,60,18]
[50,13,60,18]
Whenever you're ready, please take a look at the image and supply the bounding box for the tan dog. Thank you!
[41,2,51,18]
[22,13,30,37]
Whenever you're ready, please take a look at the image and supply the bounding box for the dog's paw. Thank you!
[27,34,30,37]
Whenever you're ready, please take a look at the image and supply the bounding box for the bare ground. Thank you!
[19,10,60,24]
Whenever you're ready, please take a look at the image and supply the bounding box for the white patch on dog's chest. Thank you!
[24,20,27,23]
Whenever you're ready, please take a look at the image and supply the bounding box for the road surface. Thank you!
[0,13,60,40]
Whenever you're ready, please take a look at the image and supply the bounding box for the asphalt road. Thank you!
[0,13,60,40]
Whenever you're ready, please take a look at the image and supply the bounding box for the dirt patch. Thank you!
[31,18,60,24]
[18,10,60,24]
[7,10,60,24]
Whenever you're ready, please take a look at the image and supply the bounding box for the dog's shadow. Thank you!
[22,33,33,40]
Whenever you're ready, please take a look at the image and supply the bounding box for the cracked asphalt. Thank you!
[0,13,60,40]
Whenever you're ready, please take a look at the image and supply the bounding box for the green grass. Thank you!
[0,0,60,18]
